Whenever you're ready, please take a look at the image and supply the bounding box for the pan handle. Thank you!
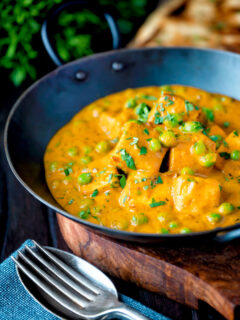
[213,227,240,243]
[41,0,121,66]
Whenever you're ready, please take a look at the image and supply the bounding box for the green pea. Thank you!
[169,221,179,229]
[50,161,58,172]
[193,141,206,155]
[207,213,222,223]
[67,147,78,157]
[83,146,92,155]
[213,104,224,112]
[125,98,137,109]
[79,198,94,210]
[199,153,217,167]
[218,203,234,215]
[160,228,169,234]
[181,121,203,133]
[80,156,92,165]
[79,210,90,219]
[230,150,240,161]
[159,130,177,147]
[164,113,184,128]
[149,138,162,152]
[95,140,111,153]
[131,213,149,226]
[181,167,195,175]
[78,173,92,185]
[180,228,192,234]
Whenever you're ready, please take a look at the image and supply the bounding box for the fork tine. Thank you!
[25,245,95,301]
[17,250,88,308]
[33,240,100,294]
[11,256,86,318]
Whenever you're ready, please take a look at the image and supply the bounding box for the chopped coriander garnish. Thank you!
[156,176,163,184]
[68,199,74,205]
[130,137,139,146]
[140,147,147,155]
[120,149,136,170]
[150,180,156,189]
[105,190,110,196]
[79,208,91,219]
[149,198,166,208]
[146,138,152,141]
[143,128,149,135]
[120,175,126,189]
[135,103,150,123]
[91,189,99,197]
[223,121,230,128]
[203,107,214,122]
[185,100,194,115]
[141,178,147,182]
[154,112,164,125]
[219,185,223,191]
[234,130,239,136]
[126,98,137,109]
[143,185,149,190]
[134,179,139,184]
[223,140,229,148]
[64,168,71,176]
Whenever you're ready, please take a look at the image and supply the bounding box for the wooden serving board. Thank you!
[57,214,240,320]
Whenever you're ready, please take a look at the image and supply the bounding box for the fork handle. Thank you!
[109,303,151,320]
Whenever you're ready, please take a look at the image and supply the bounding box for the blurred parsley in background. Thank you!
[0,0,154,87]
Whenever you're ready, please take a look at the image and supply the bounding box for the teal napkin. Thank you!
[0,240,170,320]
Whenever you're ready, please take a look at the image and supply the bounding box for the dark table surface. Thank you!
[0,81,227,320]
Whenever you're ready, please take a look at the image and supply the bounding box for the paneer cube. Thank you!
[98,111,134,140]
[172,175,220,213]
[75,157,120,195]
[169,132,216,174]
[111,122,167,174]
[119,171,173,212]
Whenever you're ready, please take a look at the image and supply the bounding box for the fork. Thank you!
[12,241,150,320]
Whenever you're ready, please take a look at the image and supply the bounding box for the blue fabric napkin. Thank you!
[0,240,171,320]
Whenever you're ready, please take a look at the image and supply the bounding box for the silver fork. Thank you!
[12,241,150,320]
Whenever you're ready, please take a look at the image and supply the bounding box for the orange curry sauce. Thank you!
[44,85,240,234]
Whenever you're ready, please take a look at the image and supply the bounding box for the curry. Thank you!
[44,85,240,234]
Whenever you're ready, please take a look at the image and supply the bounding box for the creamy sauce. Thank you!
[44,85,240,234]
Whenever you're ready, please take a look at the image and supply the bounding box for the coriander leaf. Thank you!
[130,137,139,146]
[91,189,99,197]
[143,128,149,135]
[203,107,214,122]
[156,176,163,184]
[149,200,166,208]
[120,175,126,189]
[185,100,194,115]
[135,103,150,123]
[140,146,147,155]
[120,149,136,170]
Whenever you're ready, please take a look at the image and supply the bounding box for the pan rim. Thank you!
[4,46,240,240]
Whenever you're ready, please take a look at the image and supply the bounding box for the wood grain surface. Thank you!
[58,213,240,320]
